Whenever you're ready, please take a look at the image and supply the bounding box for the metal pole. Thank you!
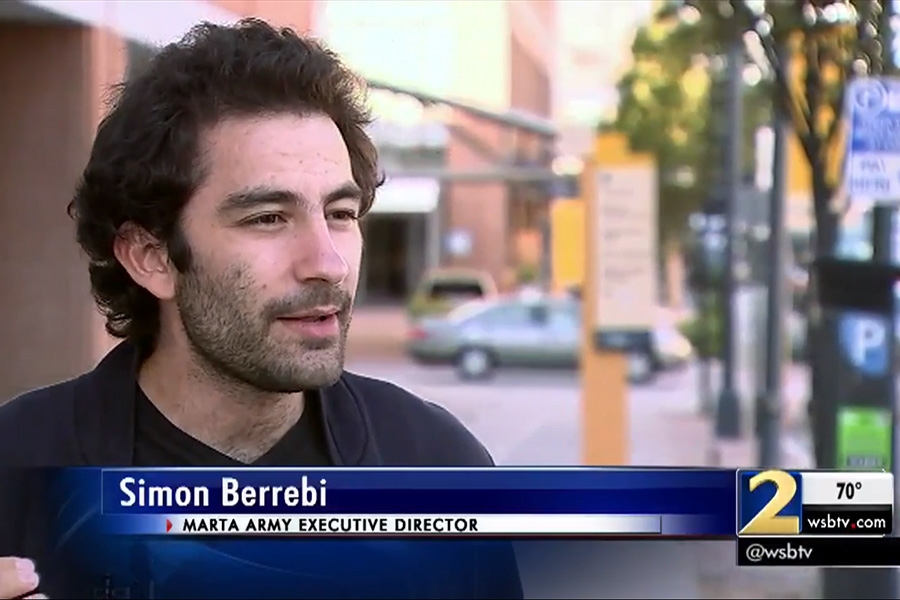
[715,37,743,439]
[699,284,714,415]
[758,44,790,468]
[872,207,895,274]
[871,204,899,598]
[541,209,553,289]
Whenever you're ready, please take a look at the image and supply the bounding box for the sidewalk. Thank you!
[628,380,819,599]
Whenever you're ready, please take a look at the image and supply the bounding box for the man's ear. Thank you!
[112,223,177,301]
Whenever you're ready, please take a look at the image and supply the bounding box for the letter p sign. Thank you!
[839,313,890,377]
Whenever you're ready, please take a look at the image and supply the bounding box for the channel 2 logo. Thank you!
[738,470,803,536]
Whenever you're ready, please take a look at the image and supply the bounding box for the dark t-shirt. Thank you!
[132,386,333,466]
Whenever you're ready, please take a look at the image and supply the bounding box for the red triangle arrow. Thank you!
[166,519,172,533]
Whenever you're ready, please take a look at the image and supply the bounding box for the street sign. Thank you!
[593,164,657,337]
[838,312,891,377]
[846,77,900,201]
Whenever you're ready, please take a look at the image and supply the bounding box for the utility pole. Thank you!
[715,34,744,439]
[757,38,790,467]
[695,52,729,417]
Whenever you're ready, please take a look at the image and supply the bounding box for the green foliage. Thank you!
[679,312,723,359]
[610,7,771,249]
[516,263,540,284]
[677,0,896,251]
[678,296,724,359]
[651,1,899,409]
[679,296,797,362]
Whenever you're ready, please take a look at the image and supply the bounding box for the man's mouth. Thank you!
[275,307,342,337]
[281,314,336,323]
[278,306,340,321]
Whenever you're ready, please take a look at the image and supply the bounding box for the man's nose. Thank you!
[292,221,349,284]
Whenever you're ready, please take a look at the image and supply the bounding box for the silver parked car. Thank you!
[406,293,692,382]
[407,293,580,380]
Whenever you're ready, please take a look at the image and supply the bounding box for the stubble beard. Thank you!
[175,260,353,395]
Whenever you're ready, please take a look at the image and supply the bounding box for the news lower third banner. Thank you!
[47,467,739,537]
[31,468,734,598]
[31,467,897,597]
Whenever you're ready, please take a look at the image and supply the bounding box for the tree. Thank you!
[672,0,896,468]
[683,0,893,250]
[611,9,770,305]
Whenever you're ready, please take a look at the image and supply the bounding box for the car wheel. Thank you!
[627,352,655,384]
[455,347,495,381]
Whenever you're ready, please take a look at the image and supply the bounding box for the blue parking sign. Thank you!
[838,312,891,377]
[845,77,900,201]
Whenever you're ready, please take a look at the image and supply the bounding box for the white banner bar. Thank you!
[163,514,662,536]
[802,472,895,506]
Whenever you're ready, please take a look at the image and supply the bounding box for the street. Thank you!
[344,360,813,467]
[347,361,584,465]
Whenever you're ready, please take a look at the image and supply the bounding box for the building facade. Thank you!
[319,1,557,300]
[0,0,555,399]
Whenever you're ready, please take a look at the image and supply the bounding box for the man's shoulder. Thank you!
[0,377,79,426]
[0,377,80,464]
[339,371,495,466]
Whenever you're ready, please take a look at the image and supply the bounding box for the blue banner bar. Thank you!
[23,467,743,598]
[89,468,734,527]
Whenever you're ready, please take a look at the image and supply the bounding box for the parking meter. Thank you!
[814,257,900,471]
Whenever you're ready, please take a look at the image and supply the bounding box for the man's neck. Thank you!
[137,344,305,463]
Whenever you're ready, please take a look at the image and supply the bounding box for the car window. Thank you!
[427,280,485,301]
[547,304,580,332]
[447,300,493,324]
[471,302,534,328]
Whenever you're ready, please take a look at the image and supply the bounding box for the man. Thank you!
[0,19,521,599]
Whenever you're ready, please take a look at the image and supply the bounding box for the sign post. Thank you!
[580,133,657,465]
[816,75,900,598]
[591,157,658,354]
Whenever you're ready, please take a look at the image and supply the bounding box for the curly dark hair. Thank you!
[68,18,382,352]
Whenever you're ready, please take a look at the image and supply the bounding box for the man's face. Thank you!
[174,113,363,392]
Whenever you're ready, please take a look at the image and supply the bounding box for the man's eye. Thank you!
[328,210,359,222]
[245,214,286,226]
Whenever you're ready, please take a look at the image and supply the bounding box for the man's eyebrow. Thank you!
[218,187,301,215]
[324,181,364,204]
[218,181,363,215]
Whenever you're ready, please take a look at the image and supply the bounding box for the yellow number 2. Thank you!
[739,470,800,535]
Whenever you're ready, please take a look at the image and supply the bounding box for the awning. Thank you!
[370,178,440,214]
